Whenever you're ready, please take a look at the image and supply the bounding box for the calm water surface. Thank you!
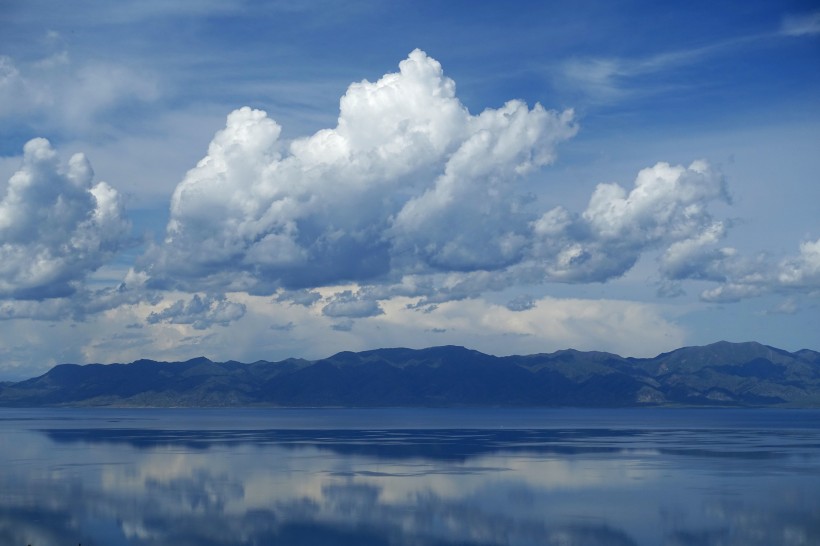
[0,408,818,545]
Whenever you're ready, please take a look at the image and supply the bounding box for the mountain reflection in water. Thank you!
[0,408,818,546]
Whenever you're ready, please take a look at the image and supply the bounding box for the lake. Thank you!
[1,408,818,545]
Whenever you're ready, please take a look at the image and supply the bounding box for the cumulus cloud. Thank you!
[0,265,156,325]
[700,282,765,303]
[145,49,578,293]
[134,49,812,314]
[275,288,322,307]
[531,160,730,283]
[778,238,820,288]
[321,290,384,318]
[658,222,731,281]
[388,100,576,272]
[0,138,131,300]
[697,237,820,303]
[147,293,246,329]
[382,159,735,304]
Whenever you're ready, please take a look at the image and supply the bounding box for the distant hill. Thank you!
[1,341,819,407]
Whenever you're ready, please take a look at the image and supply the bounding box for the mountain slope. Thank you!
[0,342,818,407]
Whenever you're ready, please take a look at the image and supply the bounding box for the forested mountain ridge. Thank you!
[1,341,818,407]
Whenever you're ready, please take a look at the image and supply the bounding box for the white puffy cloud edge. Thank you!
[144,49,580,293]
[142,49,817,303]
[0,138,131,301]
[1,49,818,371]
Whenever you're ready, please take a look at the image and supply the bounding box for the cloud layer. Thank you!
[0,48,816,373]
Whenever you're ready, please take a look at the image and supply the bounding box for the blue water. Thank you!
[1,408,818,545]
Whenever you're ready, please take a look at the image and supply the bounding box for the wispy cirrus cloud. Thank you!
[0,52,159,137]
[781,10,820,36]
[559,10,820,104]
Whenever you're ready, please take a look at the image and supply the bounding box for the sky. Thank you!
[0,0,818,379]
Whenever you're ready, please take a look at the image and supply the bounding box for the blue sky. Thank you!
[0,0,818,378]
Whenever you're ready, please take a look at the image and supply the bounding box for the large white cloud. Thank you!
[139,49,814,315]
[0,138,131,300]
[389,99,576,271]
[145,49,579,293]
[529,159,730,283]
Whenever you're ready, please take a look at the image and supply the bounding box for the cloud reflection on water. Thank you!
[0,411,818,545]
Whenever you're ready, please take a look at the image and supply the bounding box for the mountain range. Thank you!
[1,341,819,407]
